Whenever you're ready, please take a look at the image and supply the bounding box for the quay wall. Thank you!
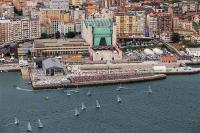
[32,74,167,89]
[155,68,200,75]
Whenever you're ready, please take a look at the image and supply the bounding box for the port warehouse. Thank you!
[17,39,89,57]
[42,58,65,76]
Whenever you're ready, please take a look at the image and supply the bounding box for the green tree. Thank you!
[171,32,180,43]
[41,33,48,39]
[66,32,76,38]
[55,31,61,39]
[14,6,22,16]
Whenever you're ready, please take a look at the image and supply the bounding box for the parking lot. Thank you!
[124,48,174,61]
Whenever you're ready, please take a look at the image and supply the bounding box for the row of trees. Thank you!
[41,31,77,39]
[171,32,180,43]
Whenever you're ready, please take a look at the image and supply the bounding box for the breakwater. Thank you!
[32,74,166,89]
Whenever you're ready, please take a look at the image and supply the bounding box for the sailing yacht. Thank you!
[117,95,122,103]
[96,100,101,109]
[81,103,86,110]
[38,119,43,128]
[75,108,79,116]
[14,117,19,125]
[27,122,32,132]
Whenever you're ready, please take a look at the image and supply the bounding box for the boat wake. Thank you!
[1,122,13,127]
[16,87,33,92]
[63,89,80,93]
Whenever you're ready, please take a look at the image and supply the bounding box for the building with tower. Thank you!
[82,18,122,61]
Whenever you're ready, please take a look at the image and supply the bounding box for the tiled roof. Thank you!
[160,56,177,61]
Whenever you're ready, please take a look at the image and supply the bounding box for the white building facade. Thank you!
[49,0,69,11]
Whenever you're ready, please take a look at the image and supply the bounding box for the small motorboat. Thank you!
[81,103,86,110]
[87,91,92,96]
[117,95,122,103]
[96,100,101,109]
[38,119,43,128]
[14,117,19,125]
[74,89,79,93]
[27,122,32,132]
[66,92,71,96]
[75,108,79,116]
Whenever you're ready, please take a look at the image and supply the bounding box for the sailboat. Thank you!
[96,100,101,109]
[148,86,152,94]
[27,122,32,132]
[81,103,86,110]
[117,95,122,103]
[14,117,19,125]
[75,108,79,116]
[38,119,43,128]
[87,91,92,96]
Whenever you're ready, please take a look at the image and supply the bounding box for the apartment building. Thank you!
[147,12,158,38]
[49,0,69,11]
[0,5,14,19]
[115,8,146,37]
[39,9,70,35]
[0,19,11,43]
[157,13,172,34]
[115,13,136,37]
[172,17,193,36]
[0,17,41,43]
[69,0,82,7]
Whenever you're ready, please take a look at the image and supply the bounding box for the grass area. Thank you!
[181,40,200,48]
[171,41,200,51]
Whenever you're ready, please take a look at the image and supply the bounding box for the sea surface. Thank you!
[1,72,200,133]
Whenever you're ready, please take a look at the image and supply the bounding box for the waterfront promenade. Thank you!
[0,63,20,72]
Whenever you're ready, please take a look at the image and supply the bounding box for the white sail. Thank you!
[81,103,86,110]
[27,122,32,132]
[87,91,91,96]
[75,108,79,116]
[148,86,152,94]
[38,119,43,128]
[14,117,19,125]
[117,95,122,103]
[96,100,101,108]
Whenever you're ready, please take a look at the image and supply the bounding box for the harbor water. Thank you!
[1,72,200,133]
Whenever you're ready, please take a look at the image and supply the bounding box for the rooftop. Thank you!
[42,58,64,70]
[84,18,113,28]
[33,39,87,48]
